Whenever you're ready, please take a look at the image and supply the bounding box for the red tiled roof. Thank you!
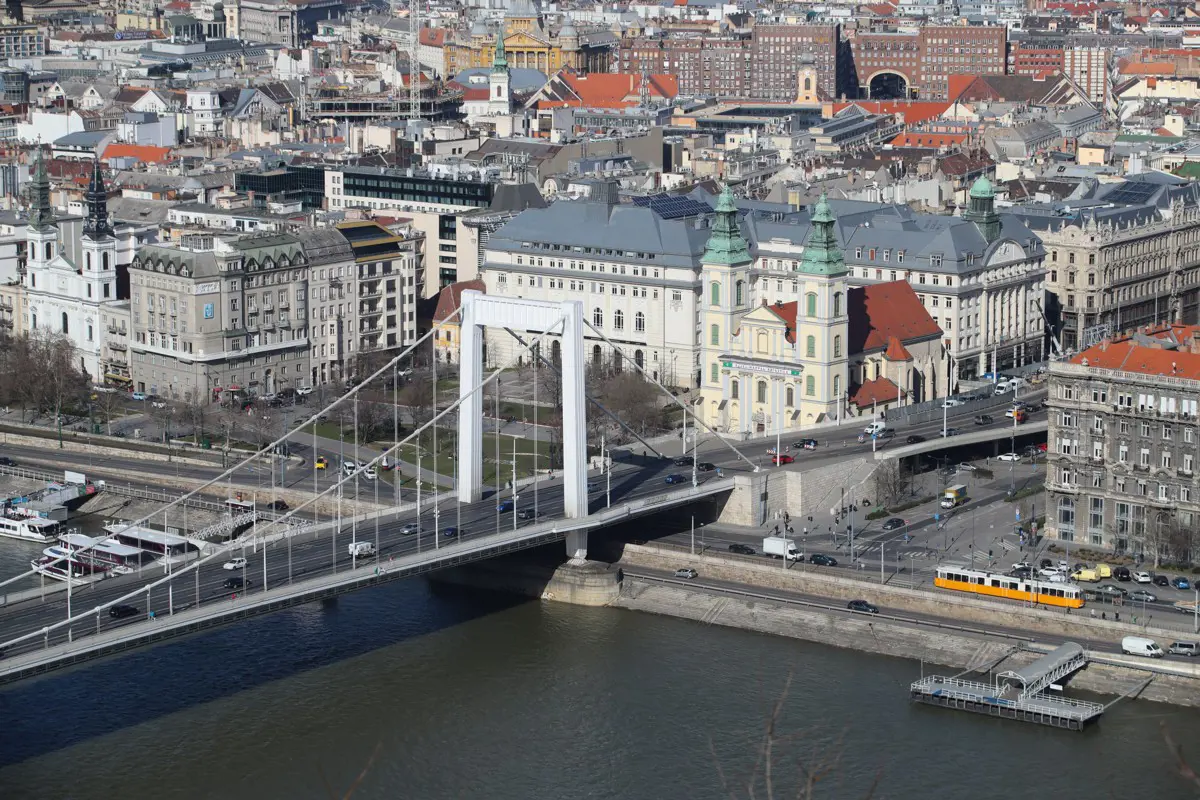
[433,280,485,324]
[1121,61,1176,76]
[883,336,913,361]
[848,281,942,355]
[850,376,903,408]
[765,301,799,343]
[462,87,489,102]
[419,28,446,47]
[549,71,679,109]
[102,143,172,164]
[1070,324,1200,380]
[827,100,951,126]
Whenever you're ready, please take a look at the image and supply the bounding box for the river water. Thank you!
[1,573,1199,799]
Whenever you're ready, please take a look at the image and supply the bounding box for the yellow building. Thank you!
[445,4,611,78]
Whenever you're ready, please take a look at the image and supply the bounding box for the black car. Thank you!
[974,414,994,425]
[108,604,139,619]
[847,599,879,614]
[1039,558,1054,569]
[697,462,716,472]
[905,434,926,444]
[809,553,838,567]
[791,438,819,451]
[266,500,289,511]
[881,517,905,531]
[1114,566,1132,582]
[672,456,695,467]
[940,428,959,437]
[1153,574,1170,587]
[0,456,15,466]
[441,527,459,539]
[1010,566,1033,579]
[223,576,253,590]
[728,543,755,555]
[517,509,544,521]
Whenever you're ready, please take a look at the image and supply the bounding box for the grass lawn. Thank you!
[397,431,553,485]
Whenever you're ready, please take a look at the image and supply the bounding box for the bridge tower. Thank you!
[457,290,590,559]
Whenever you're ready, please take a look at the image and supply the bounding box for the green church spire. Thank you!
[492,32,507,72]
[799,193,845,277]
[702,186,751,265]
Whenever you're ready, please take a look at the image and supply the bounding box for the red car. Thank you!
[772,454,795,465]
[1036,443,1048,453]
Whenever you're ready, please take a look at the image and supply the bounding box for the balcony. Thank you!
[1178,467,1194,478]
[108,341,126,351]
[359,304,382,317]
[278,317,292,328]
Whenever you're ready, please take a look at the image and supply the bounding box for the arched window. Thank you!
[833,292,842,316]
[495,85,502,98]
[44,242,52,260]
[833,335,842,358]
[785,387,794,406]
[30,312,36,329]
[634,312,645,333]
[710,281,720,306]
[710,324,720,345]
[805,293,817,317]
[806,335,816,359]
[757,380,767,403]
[102,252,110,270]
[635,349,644,369]
[84,252,91,270]
[804,76,812,91]
[61,312,68,334]
[614,309,624,331]
[731,379,739,400]
[592,344,602,363]
[806,375,816,396]
[710,362,719,383]
[593,307,603,327]
[756,331,768,354]
[735,280,745,306]
[833,375,841,400]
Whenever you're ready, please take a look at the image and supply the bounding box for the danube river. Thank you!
[1,575,1198,799]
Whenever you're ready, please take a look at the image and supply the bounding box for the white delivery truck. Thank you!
[762,536,803,561]
[348,541,376,558]
[1121,636,1164,658]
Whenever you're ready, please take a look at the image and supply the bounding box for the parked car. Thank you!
[881,517,905,531]
[130,391,146,401]
[295,386,314,398]
[1173,576,1192,590]
[996,452,1021,462]
[674,568,698,579]
[1153,574,1170,587]
[1114,566,1133,582]
[108,604,139,619]
[772,454,795,465]
[664,474,688,485]
[728,543,755,555]
[1129,589,1158,603]
[974,415,994,425]
[1095,584,1128,599]
[847,599,879,614]
[1133,571,1153,584]
[1039,559,1054,569]
[809,553,838,567]
[906,434,926,444]
[1169,641,1199,657]
[497,499,515,512]
[1121,636,1164,658]
[223,557,247,571]
[957,463,977,472]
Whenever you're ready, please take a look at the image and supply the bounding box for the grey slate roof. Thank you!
[295,227,353,266]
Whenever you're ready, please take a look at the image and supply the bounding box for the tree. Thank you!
[26,331,88,447]
[148,400,178,461]
[871,460,911,509]
[184,389,210,445]
[93,389,125,436]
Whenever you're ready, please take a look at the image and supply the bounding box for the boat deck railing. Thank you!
[911,674,1105,724]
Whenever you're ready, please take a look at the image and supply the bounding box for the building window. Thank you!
[805,293,817,317]
[833,292,842,316]
[785,387,794,406]
[757,380,767,403]
[805,375,815,396]
[710,362,719,383]
[805,335,815,358]
[634,312,645,333]
[735,280,745,306]
[593,307,603,327]
[61,312,68,334]
[614,310,624,331]
[710,281,720,306]
[833,335,842,358]
[731,379,739,400]
[710,324,719,346]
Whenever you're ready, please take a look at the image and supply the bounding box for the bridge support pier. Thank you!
[542,558,621,606]
[566,529,588,562]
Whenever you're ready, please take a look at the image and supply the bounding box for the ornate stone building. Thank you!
[444,3,613,77]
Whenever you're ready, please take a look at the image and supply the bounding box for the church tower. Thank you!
[81,158,117,303]
[795,193,849,421]
[700,185,753,432]
[26,147,57,273]
[487,32,512,116]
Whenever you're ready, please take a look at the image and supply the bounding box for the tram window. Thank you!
[991,579,1001,587]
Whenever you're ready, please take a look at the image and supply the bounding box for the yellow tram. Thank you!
[934,565,1084,609]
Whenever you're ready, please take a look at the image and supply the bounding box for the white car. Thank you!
[296,386,313,397]
[996,452,1021,462]
[151,400,167,409]
[1038,566,1062,579]
[864,421,890,435]
[1133,571,1153,584]
[941,398,964,409]
[223,557,246,571]
[341,461,357,477]
[364,466,378,480]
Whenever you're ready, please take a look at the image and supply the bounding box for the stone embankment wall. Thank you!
[715,457,876,527]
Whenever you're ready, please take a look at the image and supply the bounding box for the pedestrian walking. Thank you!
[1115,612,1120,622]
[1090,608,1096,619]
[774,525,779,535]
[1102,611,1106,620]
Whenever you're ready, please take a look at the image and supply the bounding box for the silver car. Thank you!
[674,568,698,580]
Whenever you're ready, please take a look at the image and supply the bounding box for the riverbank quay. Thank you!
[608,543,1200,709]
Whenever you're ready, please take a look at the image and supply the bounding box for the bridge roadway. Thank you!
[0,460,732,683]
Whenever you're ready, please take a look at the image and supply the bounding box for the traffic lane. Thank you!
[626,566,1191,662]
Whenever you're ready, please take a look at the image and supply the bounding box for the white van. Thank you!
[864,421,891,436]
[993,380,1013,395]
[1121,636,1164,658]
[348,541,376,558]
